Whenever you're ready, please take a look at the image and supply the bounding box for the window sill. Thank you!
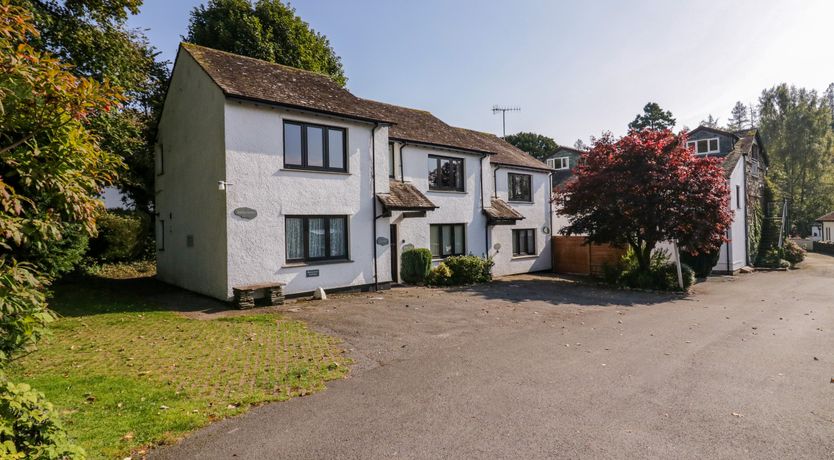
[283,259,353,268]
[511,254,538,260]
[427,189,466,194]
[508,200,534,204]
[280,168,351,176]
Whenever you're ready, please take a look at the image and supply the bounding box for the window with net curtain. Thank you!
[430,223,465,258]
[286,216,348,262]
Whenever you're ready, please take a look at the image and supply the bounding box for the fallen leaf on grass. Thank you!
[122,432,134,441]
[731,412,744,417]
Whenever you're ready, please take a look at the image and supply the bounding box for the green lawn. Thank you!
[9,275,350,459]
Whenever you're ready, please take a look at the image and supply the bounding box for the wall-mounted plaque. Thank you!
[306,269,320,278]
[234,207,258,220]
[376,237,389,246]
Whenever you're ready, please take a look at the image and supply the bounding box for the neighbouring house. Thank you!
[544,145,586,233]
[155,44,553,300]
[686,126,769,273]
[817,212,834,241]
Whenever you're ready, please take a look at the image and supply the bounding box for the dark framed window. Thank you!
[428,155,464,191]
[389,143,395,178]
[157,220,165,251]
[512,229,536,256]
[430,223,465,258]
[736,185,741,209]
[285,215,349,262]
[283,121,347,172]
[508,173,532,202]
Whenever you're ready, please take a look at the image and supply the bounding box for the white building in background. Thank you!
[155,44,553,300]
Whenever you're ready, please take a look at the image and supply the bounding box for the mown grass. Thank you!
[9,276,350,459]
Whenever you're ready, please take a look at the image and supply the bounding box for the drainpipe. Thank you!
[371,123,380,291]
[480,154,489,256]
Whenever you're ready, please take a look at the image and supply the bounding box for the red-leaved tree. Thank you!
[556,129,732,272]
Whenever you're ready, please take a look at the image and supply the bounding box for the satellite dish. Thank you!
[493,243,502,251]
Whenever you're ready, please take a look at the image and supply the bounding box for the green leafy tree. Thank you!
[503,132,558,160]
[628,102,676,131]
[727,101,750,130]
[187,0,347,86]
[1,3,122,455]
[17,0,169,264]
[758,84,834,232]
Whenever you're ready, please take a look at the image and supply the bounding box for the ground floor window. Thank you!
[286,215,348,262]
[430,223,465,258]
[512,229,536,256]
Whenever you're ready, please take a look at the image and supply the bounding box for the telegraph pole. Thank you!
[492,105,520,137]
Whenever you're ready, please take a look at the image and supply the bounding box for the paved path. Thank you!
[153,254,834,459]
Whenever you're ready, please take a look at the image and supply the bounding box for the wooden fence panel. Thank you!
[552,236,626,276]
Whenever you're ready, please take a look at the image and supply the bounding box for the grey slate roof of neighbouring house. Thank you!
[377,181,438,211]
[181,43,551,173]
[688,126,768,178]
[817,211,834,222]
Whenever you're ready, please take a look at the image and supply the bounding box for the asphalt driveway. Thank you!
[153,253,834,459]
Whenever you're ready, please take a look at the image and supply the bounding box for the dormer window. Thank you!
[547,157,570,170]
[687,138,719,155]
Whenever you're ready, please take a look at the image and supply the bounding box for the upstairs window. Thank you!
[389,143,395,178]
[547,157,570,170]
[428,155,464,191]
[508,173,532,202]
[283,121,347,172]
[687,138,719,154]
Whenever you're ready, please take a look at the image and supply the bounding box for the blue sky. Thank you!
[128,0,834,145]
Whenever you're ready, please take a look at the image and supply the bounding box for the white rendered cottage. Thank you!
[155,44,553,300]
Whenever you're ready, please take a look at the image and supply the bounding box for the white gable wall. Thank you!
[714,159,747,273]
[155,50,228,300]
[223,102,391,297]
[490,166,552,276]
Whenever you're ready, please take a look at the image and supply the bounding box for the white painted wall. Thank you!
[223,102,391,297]
[713,160,747,273]
[155,50,228,300]
[489,166,552,276]
[391,144,489,278]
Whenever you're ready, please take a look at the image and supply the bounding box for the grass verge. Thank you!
[9,275,350,459]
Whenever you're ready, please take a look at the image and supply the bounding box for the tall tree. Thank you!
[826,83,834,129]
[187,0,347,86]
[758,84,834,232]
[557,130,731,272]
[727,101,750,130]
[19,0,170,215]
[1,4,121,454]
[628,102,676,131]
[700,114,720,128]
[573,139,589,151]
[503,132,558,160]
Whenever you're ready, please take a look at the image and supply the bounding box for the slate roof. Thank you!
[181,43,392,124]
[377,181,437,211]
[181,43,551,172]
[454,128,553,171]
[482,198,525,222]
[817,211,834,222]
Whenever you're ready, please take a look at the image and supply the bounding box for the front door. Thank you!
[390,224,398,284]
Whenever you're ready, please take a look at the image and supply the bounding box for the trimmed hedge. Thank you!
[400,248,432,284]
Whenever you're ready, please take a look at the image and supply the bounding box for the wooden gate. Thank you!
[552,236,626,277]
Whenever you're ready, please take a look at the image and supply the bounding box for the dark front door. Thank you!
[390,224,398,284]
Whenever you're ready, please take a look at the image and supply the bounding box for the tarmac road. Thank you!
[152,253,834,459]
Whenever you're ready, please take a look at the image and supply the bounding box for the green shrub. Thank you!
[444,255,493,285]
[87,211,152,263]
[782,240,806,267]
[400,248,432,284]
[425,262,452,286]
[680,249,720,278]
[602,248,694,291]
[0,379,86,459]
[758,247,790,268]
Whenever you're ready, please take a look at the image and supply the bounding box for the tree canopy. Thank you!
[557,129,732,271]
[628,102,676,131]
[186,0,347,86]
[503,132,558,160]
[758,84,834,232]
[700,114,720,129]
[727,101,750,130]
